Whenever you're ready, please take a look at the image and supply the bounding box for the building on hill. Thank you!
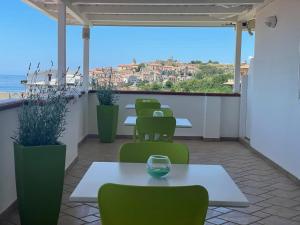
[240,63,250,76]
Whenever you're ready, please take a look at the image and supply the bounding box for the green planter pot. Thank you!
[14,143,66,225]
[97,105,119,143]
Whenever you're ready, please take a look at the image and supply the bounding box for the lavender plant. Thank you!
[95,67,119,105]
[12,63,72,146]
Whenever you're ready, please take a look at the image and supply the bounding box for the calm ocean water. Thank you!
[0,74,26,92]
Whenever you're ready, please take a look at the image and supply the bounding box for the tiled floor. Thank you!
[2,138,300,225]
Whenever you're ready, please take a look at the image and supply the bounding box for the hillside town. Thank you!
[89,59,249,91]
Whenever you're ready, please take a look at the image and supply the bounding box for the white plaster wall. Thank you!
[250,0,300,178]
[0,95,89,214]
[203,96,221,138]
[0,107,19,214]
[221,97,240,138]
[60,95,89,168]
[88,93,240,138]
[245,58,255,139]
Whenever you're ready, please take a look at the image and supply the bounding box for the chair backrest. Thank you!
[119,142,189,164]
[136,117,176,142]
[135,101,161,116]
[99,183,209,225]
[135,98,159,104]
[138,108,173,117]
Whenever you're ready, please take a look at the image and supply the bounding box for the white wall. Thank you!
[0,107,19,215]
[245,58,255,139]
[0,95,88,214]
[60,95,89,168]
[250,0,300,178]
[88,93,240,138]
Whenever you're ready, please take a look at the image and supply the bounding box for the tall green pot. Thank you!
[14,143,66,225]
[97,105,119,143]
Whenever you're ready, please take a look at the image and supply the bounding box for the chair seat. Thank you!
[99,183,209,225]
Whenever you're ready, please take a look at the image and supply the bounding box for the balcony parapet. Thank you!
[0,91,86,112]
[88,90,240,97]
[0,99,23,111]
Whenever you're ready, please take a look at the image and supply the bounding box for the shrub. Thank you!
[13,87,69,146]
[96,83,118,105]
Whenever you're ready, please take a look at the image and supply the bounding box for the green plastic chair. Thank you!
[135,98,159,104]
[119,142,189,164]
[138,108,173,117]
[98,183,209,225]
[133,108,173,141]
[135,101,161,116]
[133,101,161,141]
[136,117,176,142]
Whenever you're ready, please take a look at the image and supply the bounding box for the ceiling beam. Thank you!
[61,0,91,25]
[86,14,237,21]
[71,0,264,6]
[91,20,234,27]
[22,0,57,20]
[78,5,252,14]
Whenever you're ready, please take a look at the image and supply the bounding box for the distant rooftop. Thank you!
[23,0,266,27]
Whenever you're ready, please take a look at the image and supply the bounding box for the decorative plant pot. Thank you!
[14,143,66,225]
[97,105,119,143]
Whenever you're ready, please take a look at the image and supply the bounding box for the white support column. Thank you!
[82,26,90,91]
[58,0,66,87]
[233,21,242,93]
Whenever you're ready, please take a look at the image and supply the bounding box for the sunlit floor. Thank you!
[2,138,300,225]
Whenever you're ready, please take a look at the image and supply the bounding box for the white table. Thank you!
[70,162,249,207]
[125,104,170,109]
[124,116,192,128]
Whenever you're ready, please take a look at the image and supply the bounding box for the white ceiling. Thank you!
[23,0,265,27]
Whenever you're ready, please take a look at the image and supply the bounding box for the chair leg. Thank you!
[133,126,137,142]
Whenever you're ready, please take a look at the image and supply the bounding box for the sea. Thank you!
[0,74,26,93]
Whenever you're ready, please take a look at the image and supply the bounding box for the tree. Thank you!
[136,63,145,72]
[164,80,173,89]
[150,82,162,91]
[194,71,204,80]
[207,60,219,64]
[190,60,203,64]
[196,64,226,77]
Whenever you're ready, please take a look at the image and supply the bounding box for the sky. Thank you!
[0,0,255,75]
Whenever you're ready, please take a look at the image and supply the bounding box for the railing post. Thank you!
[83,26,90,91]
[58,0,66,87]
[239,75,248,138]
[233,21,242,93]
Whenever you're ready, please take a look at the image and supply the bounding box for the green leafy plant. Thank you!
[96,83,118,105]
[13,88,69,146]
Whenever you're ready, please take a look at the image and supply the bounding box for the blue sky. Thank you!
[0,0,255,75]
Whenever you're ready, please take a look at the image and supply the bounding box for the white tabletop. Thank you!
[70,162,249,207]
[124,116,192,128]
[125,104,170,109]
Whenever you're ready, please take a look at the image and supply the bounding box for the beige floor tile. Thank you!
[258,215,300,225]
[218,211,260,225]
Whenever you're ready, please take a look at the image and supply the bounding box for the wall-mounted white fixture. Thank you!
[265,16,277,28]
